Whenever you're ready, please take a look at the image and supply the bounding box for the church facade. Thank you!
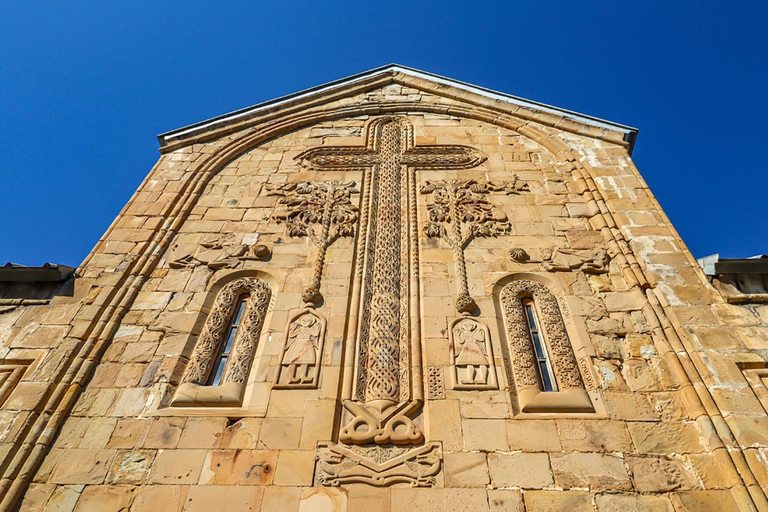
[2,65,768,511]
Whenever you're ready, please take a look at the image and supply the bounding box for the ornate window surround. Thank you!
[494,273,604,417]
[168,271,274,411]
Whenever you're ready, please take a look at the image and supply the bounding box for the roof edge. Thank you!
[157,64,639,154]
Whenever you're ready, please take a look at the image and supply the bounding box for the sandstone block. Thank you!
[556,419,632,452]
[148,449,206,484]
[108,418,150,448]
[551,452,631,491]
[628,422,703,454]
[258,418,302,450]
[347,487,390,512]
[463,419,509,451]
[669,490,739,512]
[487,489,524,512]
[488,452,552,489]
[262,486,303,512]
[506,420,562,452]
[144,417,185,448]
[106,449,154,484]
[184,485,264,512]
[426,400,463,451]
[299,487,348,512]
[594,493,673,512]
[444,451,489,488]
[73,485,136,511]
[220,418,262,449]
[198,449,276,485]
[50,449,114,484]
[390,488,490,512]
[274,450,315,486]
[523,491,592,511]
[626,455,696,492]
[132,485,188,512]
[177,417,228,449]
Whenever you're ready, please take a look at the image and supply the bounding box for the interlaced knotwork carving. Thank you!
[297,116,486,445]
[182,277,271,385]
[500,280,584,391]
[267,181,359,304]
[421,179,525,312]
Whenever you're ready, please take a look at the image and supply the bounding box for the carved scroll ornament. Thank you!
[181,277,271,386]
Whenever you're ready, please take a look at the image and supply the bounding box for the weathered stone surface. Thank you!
[444,452,489,488]
[594,493,674,512]
[487,452,552,488]
[106,449,154,484]
[523,491,592,511]
[73,485,136,511]
[147,449,206,484]
[132,485,188,512]
[627,456,697,492]
[198,449,276,485]
[50,449,114,484]
[627,422,704,454]
[184,485,264,512]
[551,452,631,491]
[556,419,633,452]
[507,420,562,452]
[487,490,524,512]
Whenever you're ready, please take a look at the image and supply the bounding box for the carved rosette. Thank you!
[274,309,326,389]
[449,317,498,390]
[267,181,359,304]
[499,280,584,391]
[181,277,271,385]
[421,179,523,313]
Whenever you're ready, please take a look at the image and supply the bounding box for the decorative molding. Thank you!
[169,235,270,270]
[0,361,29,407]
[267,181,359,304]
[420,179,525,312]
[274,308,326,389]
[448,317,497,390]
[297,116,486,445]
[316,441,442,487]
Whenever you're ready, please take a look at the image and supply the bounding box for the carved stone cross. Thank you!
[297,116,485,444]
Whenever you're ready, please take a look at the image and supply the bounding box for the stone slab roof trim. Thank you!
[157,64,639,154]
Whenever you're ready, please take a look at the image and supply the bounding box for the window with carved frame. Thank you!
[499,277,595,414]
[171,276,271,407]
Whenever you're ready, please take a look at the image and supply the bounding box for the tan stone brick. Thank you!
[426,399,463,451]
[144,417,185,448]
[552,452,631,491]
[18,483,55,511]
[626,455,696,492]
[257,418,302,450]
[106,449,154,484]
[669,490,739,512]
[220,418,262,449]
[73,485,136,511]
[184,485,264,512]
[687,452,742,489]
[444,451,489,488]
[45,485,83,511]
[274,450,315,486]
[50,449,114,484]
[348,487,390,512]
[487,489,524,512]
[556,419,633,452]
[300,399,336,449]
[523,491,592,511]
[727,415,768,447]
[177,417,227,449]
[463,419,509,451]
[594,493,673,512]
[132,485,188,512]
[506,419,561,452]
[148,449,206,484]
[390,488,490,512]
[78,418,118,449]
[262,486,303,512]
[299,487,348,512]
[627,421,704,454]
[488,452,552,489]
[107,418,150,448]
[198,449,276,485]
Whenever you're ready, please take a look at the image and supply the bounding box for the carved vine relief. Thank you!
[267,181,359,304]
[181,277,271,386]
[420,178,527,312]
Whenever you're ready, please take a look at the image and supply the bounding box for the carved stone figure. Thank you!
[421,179,523,312]
[267,181,359,304]
[542,246,610,274]
[274,309,326,389]
[296,116,486,447]
[316,442,442,487]
[169,235,270,270]
[449,318,497,390]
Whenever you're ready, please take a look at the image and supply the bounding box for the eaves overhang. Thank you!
[157,64,639,154]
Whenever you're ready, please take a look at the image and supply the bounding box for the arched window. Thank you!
[173,276,271,407]
[500,278,593,413]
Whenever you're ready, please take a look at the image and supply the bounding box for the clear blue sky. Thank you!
[1,2,765,267]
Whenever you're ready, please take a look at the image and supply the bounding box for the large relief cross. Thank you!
[297,116,485,444]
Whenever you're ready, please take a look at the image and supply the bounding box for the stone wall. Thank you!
[2,74,767,511]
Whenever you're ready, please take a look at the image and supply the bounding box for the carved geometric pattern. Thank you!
[298,116,485,445]
[274,309,326,389]
[500,280,584,391]
[267,181,359,304]
[449,317,498,390]
[181,277,271,385]
[316,442,442,487]
[421,179,524,312]
[427,366,445,400]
